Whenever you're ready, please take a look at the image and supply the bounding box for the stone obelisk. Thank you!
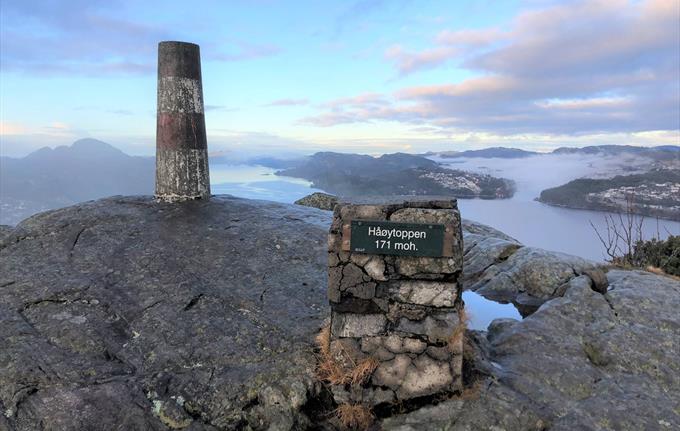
[155,41,211,201]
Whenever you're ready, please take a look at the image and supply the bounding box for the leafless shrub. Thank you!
[590,193,649,266]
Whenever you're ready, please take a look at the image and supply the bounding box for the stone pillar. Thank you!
[327,198,464,406]
[155,41,211,201]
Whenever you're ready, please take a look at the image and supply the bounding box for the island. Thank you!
[538,169,680,220]
[276,152,514,199]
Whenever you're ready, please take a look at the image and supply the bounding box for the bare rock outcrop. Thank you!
[1,196,331,430]
[384,269,680,430]
[1,194,678,430]
[295,192,338,211]
[461,221,607,314]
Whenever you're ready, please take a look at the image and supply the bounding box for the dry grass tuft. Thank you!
[315,325,332,357]
[448,307,470,350]
[316,325,349,385]
[317,354,351,385]
[315,325,379,386]
[335,403,374,430]
[646,265,680,281]
[458,380,483,401]
[350,357,379,385]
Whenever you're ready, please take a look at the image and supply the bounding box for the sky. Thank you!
[1,0,678,157]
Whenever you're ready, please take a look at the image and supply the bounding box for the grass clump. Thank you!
[315,325,378,428]
[350,357,379,386]
[315,325,379,386]
[448,307,469,349]
[335,403,374,430]
[315,325,350,385]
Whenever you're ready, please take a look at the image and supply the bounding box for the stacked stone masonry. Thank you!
[328,199,464,405]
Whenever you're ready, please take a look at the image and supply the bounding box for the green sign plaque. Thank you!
[349,220,446,257]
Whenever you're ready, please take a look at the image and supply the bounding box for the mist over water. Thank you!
[431,153,654,200]
[209,155,680,263]
[434,154,680,262]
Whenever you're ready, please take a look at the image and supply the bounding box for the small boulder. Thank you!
[294,192,338,211]
[583,268,609,294]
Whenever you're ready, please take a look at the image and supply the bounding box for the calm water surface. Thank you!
[434,154,680,262]
[210,164,323,203]
[462,290,521,330]
[209,159,679,330]
[211,158,679,262]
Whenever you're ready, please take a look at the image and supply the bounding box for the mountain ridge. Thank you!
[432,144,680,159]
[0,139,154,224]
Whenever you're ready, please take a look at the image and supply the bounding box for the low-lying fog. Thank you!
[430,153,654,200]
[430,154,679,261]
[210,153,679,262]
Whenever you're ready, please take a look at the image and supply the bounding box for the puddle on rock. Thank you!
[462,290,522,331]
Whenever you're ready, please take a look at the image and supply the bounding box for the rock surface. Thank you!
[1,196,331,430]
[461,219,606,313]
[294,192,338,211]
[0,225,12,242]
[2,194,679,430]
[384,269,680,430]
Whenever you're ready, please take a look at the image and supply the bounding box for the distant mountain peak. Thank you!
[72,137,114,147]
[551,144,680,156]
[436,144,680,159]
[23,138,126,161]
[70,138,125,155]
[438,147,539,159]
[1,138,154,225]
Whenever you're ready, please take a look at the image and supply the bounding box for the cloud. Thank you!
[305,0,680,135]
[43,122,70,131]
[300,93,394,125]
[108,109,134,116]
[333,0,386,36]
[0,0,166,75]
[384,45,458,76]
[300,99,434,127]
[435,28,504,47]
[264,98,309,107]
[0,121,26,135]
[383,27,504,77]
[207,42,281,62]
[535,97,632,111]
[0,0,280,76]
[322,93,389,110]
[466,0,678,79]
[331,0,415,39]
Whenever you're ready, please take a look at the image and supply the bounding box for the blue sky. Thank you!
[1,0,678,157]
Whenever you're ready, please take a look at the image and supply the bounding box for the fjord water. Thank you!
[208,156,679,330]
[211,164,323,203]
[211,155,679,263]
[434,154,680,262]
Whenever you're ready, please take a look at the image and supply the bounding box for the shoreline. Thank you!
[534,197,680,222]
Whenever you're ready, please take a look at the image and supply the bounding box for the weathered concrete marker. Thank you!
[155,41,211,201]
